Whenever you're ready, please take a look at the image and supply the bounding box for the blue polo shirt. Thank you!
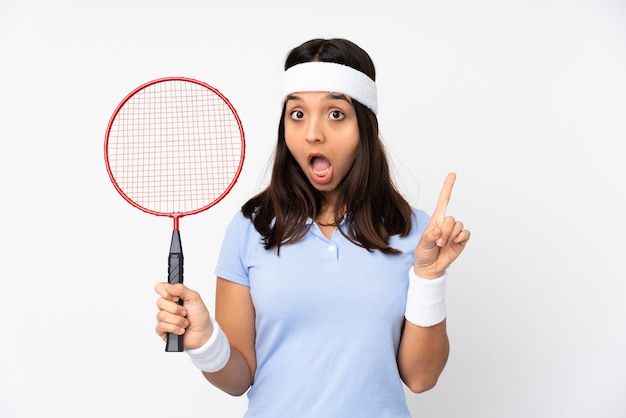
[215,208,429,418]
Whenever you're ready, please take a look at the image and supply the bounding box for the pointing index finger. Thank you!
[433,172,457,217]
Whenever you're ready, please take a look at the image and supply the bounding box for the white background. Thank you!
[1,1,625,417]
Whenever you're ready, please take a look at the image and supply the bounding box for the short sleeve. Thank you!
[214,211,255,287]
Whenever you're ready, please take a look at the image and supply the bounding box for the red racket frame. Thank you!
[104,76,246,230]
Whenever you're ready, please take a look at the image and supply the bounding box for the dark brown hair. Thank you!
[242,38,412,254]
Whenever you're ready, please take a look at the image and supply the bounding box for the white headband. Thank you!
[281,62,378,114]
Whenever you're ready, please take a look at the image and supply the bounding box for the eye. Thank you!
[329,110,345,120]
[289,110,304,120]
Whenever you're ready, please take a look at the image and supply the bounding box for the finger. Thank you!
[454,228,471,244]
[441,220,467,247]
[156,326,167,342]
[156,309,189,329]
[433,172,457,218]
[154,282,190,303]
[154,282,178,299]
[156,296,185,316]
[155,315,187,336]
[448,220,464,241]
[436,216,457,247]
[156,323,167,341]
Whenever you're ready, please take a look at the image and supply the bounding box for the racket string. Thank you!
[107,79,243,214]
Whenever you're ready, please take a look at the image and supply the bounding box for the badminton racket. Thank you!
[104,77,245,352]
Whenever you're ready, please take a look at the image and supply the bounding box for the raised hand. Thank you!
[155,283,214,350]
[413,172,470,279]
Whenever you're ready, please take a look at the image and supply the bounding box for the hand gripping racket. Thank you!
[104,77,245,352]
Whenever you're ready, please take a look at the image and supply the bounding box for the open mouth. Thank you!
[309,155,332,184]
[311,156,331,176]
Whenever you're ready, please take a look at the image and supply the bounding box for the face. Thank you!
[284,91,360,200]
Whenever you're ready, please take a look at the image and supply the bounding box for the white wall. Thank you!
[1,1,625,417]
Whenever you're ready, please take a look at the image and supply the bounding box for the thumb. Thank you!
[418,222,443,251]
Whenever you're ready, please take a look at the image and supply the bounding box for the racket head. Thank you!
[104,77,245,226]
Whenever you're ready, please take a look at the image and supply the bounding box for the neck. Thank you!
[317,192,337,221]
[315,190,345,226]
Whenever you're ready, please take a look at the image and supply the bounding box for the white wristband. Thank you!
[405,268,447,327]
[185,317,231,373]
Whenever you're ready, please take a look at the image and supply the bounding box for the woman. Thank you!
[155,38,470,417]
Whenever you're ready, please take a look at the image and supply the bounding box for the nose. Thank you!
[305,116,324,143]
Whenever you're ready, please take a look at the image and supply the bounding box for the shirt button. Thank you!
[328,245,336,252]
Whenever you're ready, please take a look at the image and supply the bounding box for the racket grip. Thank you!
[166,230,184,352]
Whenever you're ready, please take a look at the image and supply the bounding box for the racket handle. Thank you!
[166,230,184,352]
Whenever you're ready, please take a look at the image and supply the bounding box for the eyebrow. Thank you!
[286,93,352,104]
